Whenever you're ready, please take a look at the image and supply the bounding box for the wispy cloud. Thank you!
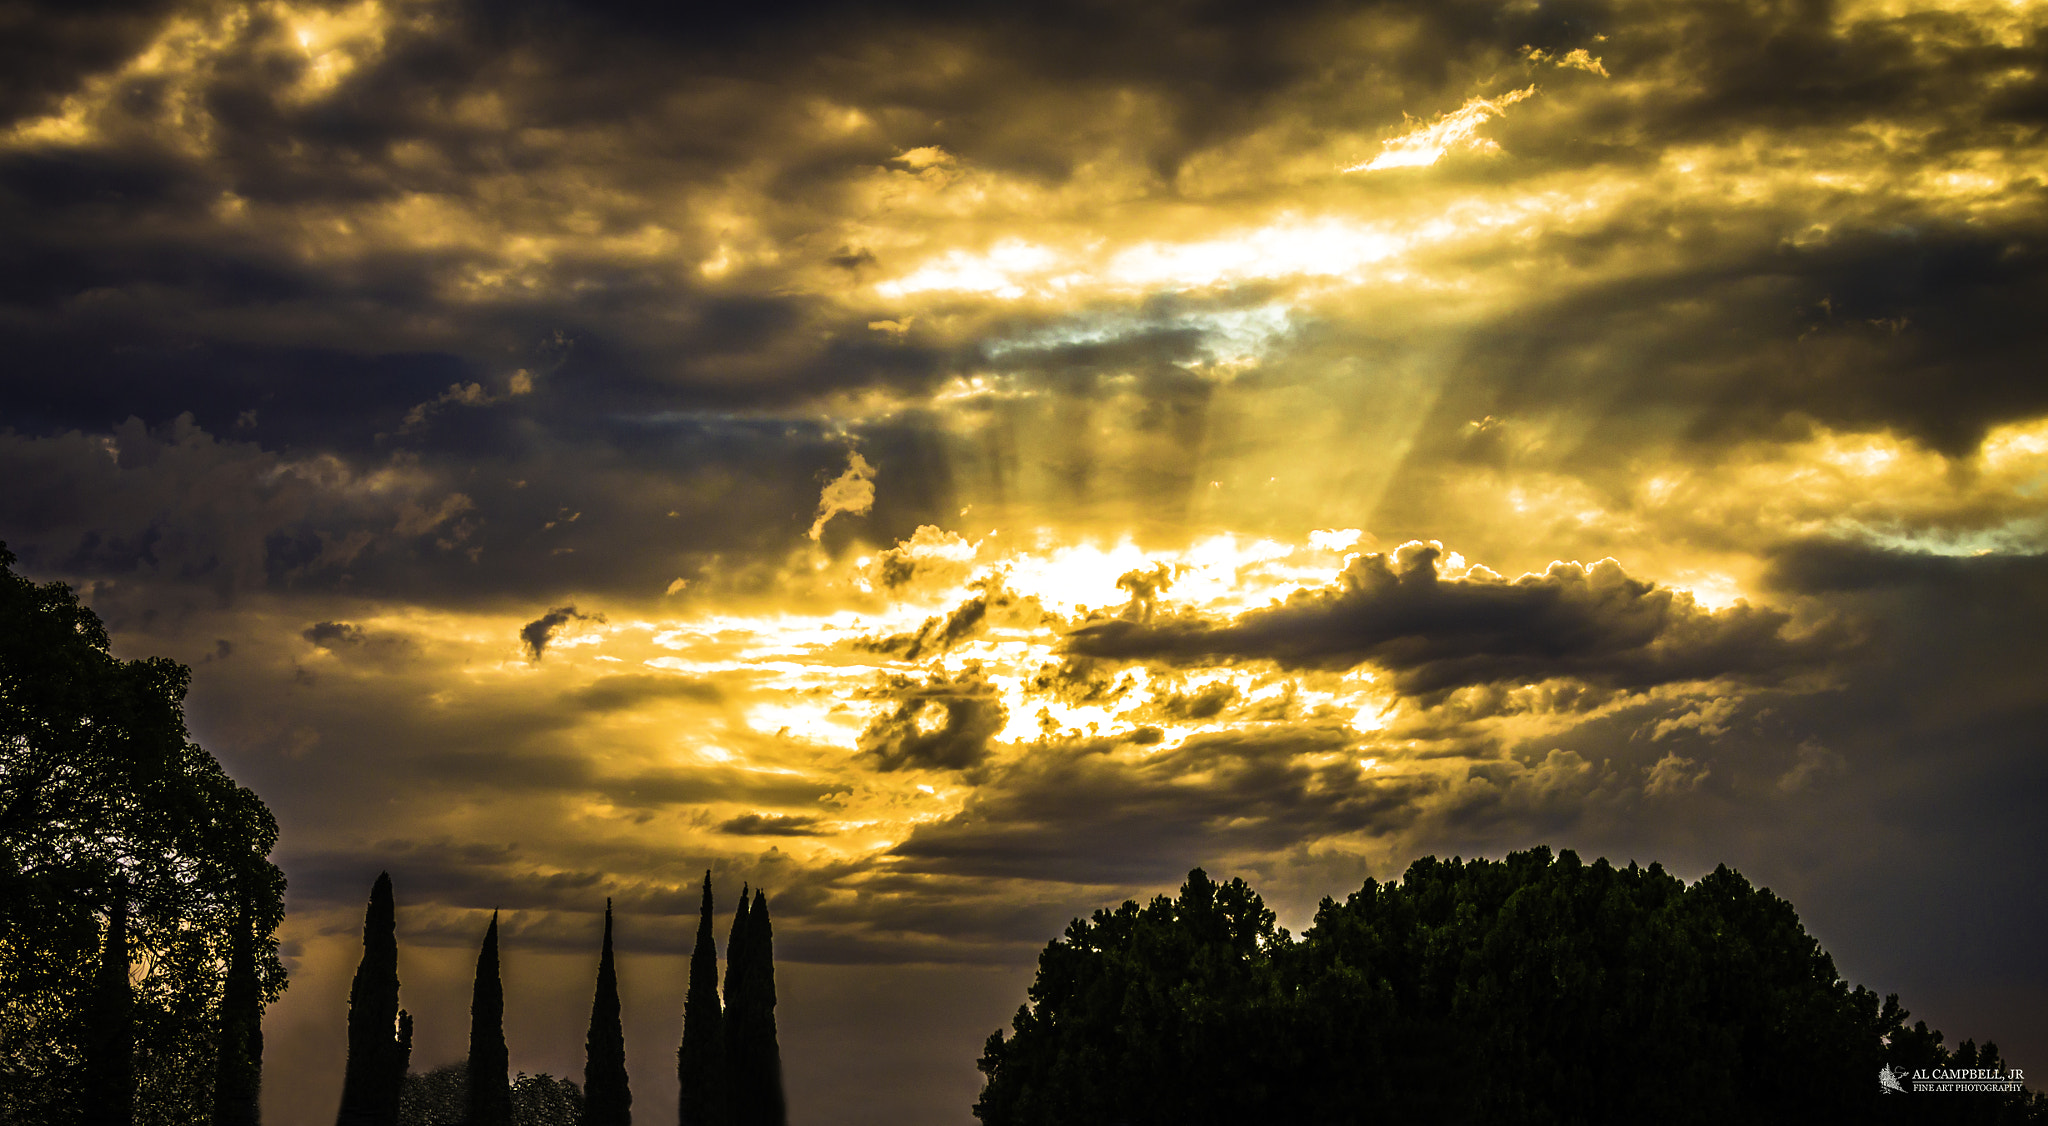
[1344,86,1538,172]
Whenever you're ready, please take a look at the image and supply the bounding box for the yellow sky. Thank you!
[5,0,2048,1119]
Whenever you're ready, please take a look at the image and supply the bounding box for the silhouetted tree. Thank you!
[585,899,632,1126]
[1,544,287,1125]
[210,887,264,1126]
[404,1065,588,1126]
[511,1072,584,1126]
[82,877,134,1126]
[468,913,512,1126]
[731,889,785,1126]
[720,883,751,1116]
[398,1061,466,1126]
[974,849,2048,1126]
[338,873,409,1126]
[678,873,727,1126]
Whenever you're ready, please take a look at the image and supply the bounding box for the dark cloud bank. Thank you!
[1069,543,1843,695]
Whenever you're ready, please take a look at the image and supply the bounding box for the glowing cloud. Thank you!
[1346,86,1538,172]
[809,452,878,540]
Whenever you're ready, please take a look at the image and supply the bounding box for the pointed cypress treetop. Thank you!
[337,872,404,1126]
[585,898,633,1126]
[723,882,751,1010]
[679,872,728,1126]
[745,890,777,1018]
[468,911,513,1126]
[733,889,785,1126]
[722,881,753,1104]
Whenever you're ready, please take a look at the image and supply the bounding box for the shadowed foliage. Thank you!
[0,544,286,1126]
[398,1062,583,1126]
[975,850,2048,1126]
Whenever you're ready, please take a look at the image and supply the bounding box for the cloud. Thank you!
[1344,86,1538,172]
[519,605,603,661]
[7,0,2048,1112]
[890,725,1435,884]
[719,813,828,837]
[808,452,877,541]
[1068,542,1841,697]
[857,665,1008,772]
[301,621,365,648]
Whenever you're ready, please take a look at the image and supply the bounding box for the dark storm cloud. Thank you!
[301,621,365,648]
[1408,224,2048,465]
[0,409,929,609]
[0,2,182,124]
[1023,656,1136,709]
[857,665,1007,772]
[1069,542,1841,696]
[409,748,840,811]
[891,724,1434,884]
[1765,539,2048,595]
[0,415,486,607]
[1758,541,2048,735]
[4,0,2038,527]
[718,813,827,837]
[859,594,989,661]
[858,574,1053,660]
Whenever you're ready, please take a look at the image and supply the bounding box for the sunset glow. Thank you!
[4,0,2046,1120]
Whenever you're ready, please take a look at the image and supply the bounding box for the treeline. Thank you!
[337,871,784,1126]
[976,849,2048,1126]
[1,543,286,1126]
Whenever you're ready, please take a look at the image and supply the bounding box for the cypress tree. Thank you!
[467,912,512,1126]
[83,875,133,1126]
[720,883,751,1102]
[733,890,786,1126]
[678,873,727,1126]
[210,887,264,1126]
[337,872,406,1126]
[585,899,633,1126]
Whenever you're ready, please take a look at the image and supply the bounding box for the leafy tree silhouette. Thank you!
[975,849,2048,1126]
[0,544,286,1125]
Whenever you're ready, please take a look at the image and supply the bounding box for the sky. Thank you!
[3,0,2047,1121]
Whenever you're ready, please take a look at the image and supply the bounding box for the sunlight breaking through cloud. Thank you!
[1345,86,1539,172]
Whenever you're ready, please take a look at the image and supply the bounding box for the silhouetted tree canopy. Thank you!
[975,849,2048,1126]
[399,1062,584,1126]
[0,544,286,1126]
[512,1072,585,1126]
